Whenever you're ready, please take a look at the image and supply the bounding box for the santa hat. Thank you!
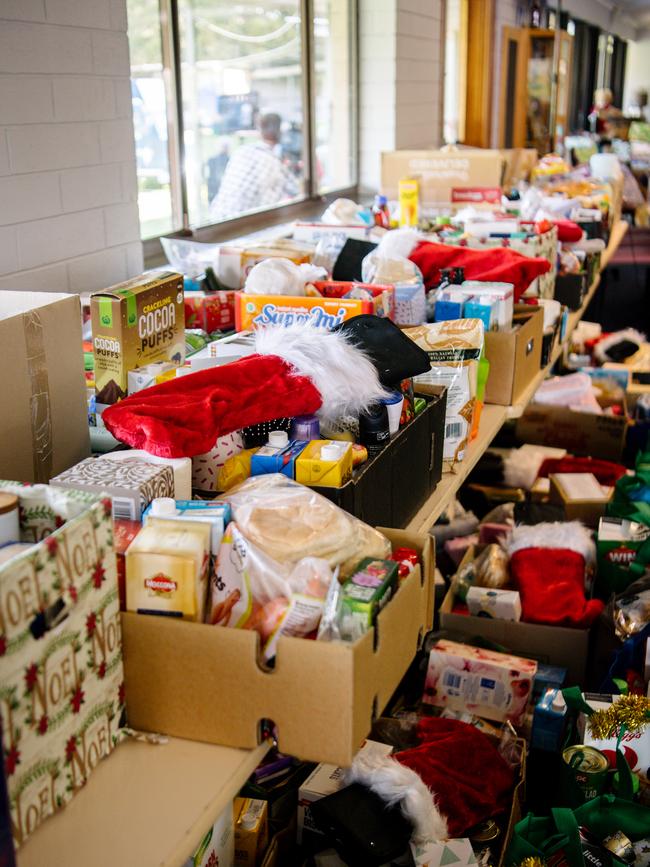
[345,717,515,842]
[508,521,604,628]
[407,239,552,300]
[593,329,645,364]
[102,323,391,459]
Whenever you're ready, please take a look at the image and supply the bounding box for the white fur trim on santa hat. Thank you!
[345,749,449,844]
[503,447,548,490]
[594,329,645,363]
[508,521,595,563]
[255,322,390,427]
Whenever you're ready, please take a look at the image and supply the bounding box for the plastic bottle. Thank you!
[372,195,390,229]
[471,348,490,440]
[359,404,390,458]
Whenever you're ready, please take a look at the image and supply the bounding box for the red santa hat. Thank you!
[102,323,391,458]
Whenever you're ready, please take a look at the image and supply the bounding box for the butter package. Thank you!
[50,456,175,521]
[234,797,268,867]
[250,440,308,479]
[125,520,210,620]
[399,178,419,227]
[466,586,522,621]
[338,558,398,642]
[295,440,353,488]
[91,270,185,406]
[423,639,537,725]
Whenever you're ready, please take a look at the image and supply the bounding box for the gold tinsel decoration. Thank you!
[587,694,650,740]
[517,859,545,867]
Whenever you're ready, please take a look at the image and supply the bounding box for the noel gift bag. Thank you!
[0,482,125,848]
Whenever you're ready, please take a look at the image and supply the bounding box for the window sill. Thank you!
[143,188,358,270]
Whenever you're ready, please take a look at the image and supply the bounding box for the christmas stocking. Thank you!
[508,521,604,627]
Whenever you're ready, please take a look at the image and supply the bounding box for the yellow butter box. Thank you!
[295,440,353,488]
[125,519,210,620]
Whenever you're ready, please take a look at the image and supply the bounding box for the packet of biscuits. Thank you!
[405,318,484,466]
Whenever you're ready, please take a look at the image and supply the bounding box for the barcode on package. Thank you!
[444,673,462,689]
[111,497,136,521]
[445,422,463,438]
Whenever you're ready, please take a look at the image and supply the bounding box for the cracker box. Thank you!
[50,456,175,522]
[422,639,537,726]
[91,271,185,406]
[0,483,125,849]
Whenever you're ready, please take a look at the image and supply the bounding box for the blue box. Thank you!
[531,687,567,751]
[434,299,464,322]
[250,440,308,479]
[464,299,495,332]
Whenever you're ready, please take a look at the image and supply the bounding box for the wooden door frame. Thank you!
[464,0,495,148]
[498,26,530,148]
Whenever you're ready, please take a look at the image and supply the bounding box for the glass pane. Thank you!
[314,0,355,192]
[126,0,174,239]
[443,0,464,144]
[178,1,306,227]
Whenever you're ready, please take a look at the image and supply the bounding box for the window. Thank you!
[126,0,357,241]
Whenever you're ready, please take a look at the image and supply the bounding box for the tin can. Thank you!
[562,745,609,801]
[603,831,635,863]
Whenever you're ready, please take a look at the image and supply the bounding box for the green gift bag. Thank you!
[607,450,650,527]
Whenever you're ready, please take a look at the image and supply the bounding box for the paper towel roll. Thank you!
[103,450,192,500]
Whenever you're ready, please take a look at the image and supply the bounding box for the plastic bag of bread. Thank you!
[209,521,333,661]
[220,474,391,577]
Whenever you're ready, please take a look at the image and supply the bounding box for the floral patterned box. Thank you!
[0,482,125,848]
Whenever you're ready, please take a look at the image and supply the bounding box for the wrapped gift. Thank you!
[0,483,125,848]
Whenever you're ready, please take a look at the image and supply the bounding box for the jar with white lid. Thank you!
[0,493,20,548]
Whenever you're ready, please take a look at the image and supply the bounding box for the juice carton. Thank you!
[295,441,353,488]
[399,178,420,227]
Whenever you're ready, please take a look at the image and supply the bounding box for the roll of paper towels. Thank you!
[103,450,192,500]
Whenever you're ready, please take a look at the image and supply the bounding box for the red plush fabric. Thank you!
[102,354,322,458]
[553,220,583,243]
[395,717,515,838]
[538,456,627,487]
[409,241,551,301]
[510,547,605,628]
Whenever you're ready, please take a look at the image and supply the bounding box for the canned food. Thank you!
[562,745,609,801]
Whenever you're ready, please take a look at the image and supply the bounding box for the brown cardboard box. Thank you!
[440,547,591,684]
[515,404,628,461]
[91,270,185,406]
[381,148,505,204]
[484,305,544,406]
[0,291,90,483]
[122,529,434,767]
[549,473,613,529]
[499,148,538,188]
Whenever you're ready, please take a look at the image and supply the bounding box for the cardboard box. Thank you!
[440,549,591,684]
[0,291,90,484]
[122,528,434,767]
[484,305,544,405]
[549,472,613,528]
[313,388,446,528]
[381,149,505,204]
[515,403,628,461]
[184,289,235,332]
[91,270,185,406]
[0,483,124,849]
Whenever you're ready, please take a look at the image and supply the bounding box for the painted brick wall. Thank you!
[0,0,143,292]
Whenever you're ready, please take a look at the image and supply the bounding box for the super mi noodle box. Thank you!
[91,271,185,406]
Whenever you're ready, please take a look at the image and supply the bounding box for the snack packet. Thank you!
[209,521,334,661]
[405,318,485,465]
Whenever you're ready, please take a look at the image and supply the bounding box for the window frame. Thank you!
[136,0,359,259]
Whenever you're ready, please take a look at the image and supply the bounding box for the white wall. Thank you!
[0,0,143,293]
[624,37,650,109]
[359,0,445,191]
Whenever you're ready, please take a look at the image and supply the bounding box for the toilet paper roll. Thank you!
[103,450,192,500]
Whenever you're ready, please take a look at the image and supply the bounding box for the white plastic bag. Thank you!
[243,257,327,296]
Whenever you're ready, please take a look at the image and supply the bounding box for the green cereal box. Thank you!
[339,558,398,642]
[91,271,185,406]
[596,516,650,595]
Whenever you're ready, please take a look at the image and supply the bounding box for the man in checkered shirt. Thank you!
[209,113,300,221]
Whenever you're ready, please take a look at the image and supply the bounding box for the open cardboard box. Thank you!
[515,402,629,461]
[440,546,591,684]
[484,305,544,406]
[122,528,434,767]
[313,387,447,528]
[549,473,614,529]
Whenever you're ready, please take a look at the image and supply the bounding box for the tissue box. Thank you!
[466,586,522,621]
[50,456,174,521]
[0,483,125,848]
[549,472,612,528]
[422,639,537,725]
[411,838,477,867]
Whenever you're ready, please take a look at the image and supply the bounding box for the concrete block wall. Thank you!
[359,0,445,191]
[0,0,143,292]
